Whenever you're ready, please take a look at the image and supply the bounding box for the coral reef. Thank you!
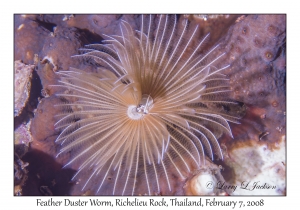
[14,14,286,196]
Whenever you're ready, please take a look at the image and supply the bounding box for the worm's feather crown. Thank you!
[54,15,241,195]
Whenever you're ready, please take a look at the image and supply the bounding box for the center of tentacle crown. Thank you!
[127,94,154,120]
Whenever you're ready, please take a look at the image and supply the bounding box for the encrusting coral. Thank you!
[52,15,243,195]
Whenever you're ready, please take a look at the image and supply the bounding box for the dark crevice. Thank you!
[76,28,103,45]
[34,19,57,32]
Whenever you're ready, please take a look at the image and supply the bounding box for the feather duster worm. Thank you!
[53,15,242,195]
